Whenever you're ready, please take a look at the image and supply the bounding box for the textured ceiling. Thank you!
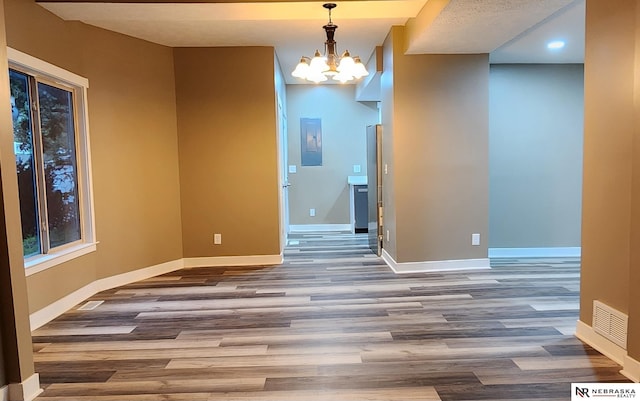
[38,0,585,84]
[490,0,584,63]
[406,0,576,54]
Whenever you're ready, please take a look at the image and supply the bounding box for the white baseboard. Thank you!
[8,373,42,401]
[30,259,184,330]
[575,319,640,382]
[488,247,581,258]
[1,385,7,401]
[184,254,283,268]
[289,224,351,233]
[622,355,640,383]
[94,259,185,295]
[382,249,491,274]
[30,254,284,329]
[575,320,627,365]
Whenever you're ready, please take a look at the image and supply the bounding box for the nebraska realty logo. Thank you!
[572,383,640,399]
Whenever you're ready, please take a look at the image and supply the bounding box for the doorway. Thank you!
[281,85,379,237]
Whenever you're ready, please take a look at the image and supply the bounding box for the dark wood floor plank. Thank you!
[263,371,482,391]
[435,382,570,400]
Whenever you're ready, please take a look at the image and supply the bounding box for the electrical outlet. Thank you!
[471,233,480,246]
[353,164,361,173]
[214,233,222,245]
[310,208,316,217]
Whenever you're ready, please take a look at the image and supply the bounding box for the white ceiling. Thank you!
[490,0,584,63]
[39,0,585,84]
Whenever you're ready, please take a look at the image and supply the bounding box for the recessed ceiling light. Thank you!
[547,40,566,50]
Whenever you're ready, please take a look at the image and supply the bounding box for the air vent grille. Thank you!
[77,300,104,311]
[593,300,628,349]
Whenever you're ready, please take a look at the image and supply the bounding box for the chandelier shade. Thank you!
[292,3,369,84]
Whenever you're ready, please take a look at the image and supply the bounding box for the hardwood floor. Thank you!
[32,232,630,400]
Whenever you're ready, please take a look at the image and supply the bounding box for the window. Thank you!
[8,48,96,275]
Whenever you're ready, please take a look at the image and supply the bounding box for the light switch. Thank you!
[288,165,297,174]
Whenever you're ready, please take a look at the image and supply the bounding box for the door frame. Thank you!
[276,94,290,253]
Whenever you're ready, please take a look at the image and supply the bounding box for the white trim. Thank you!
[382,249,491,274]
[575,320,640,382]
[621,355,640,383]
[29,259,183,330]
[575,320,627,365]
[77,83,97,256]
[82,85,96,237]
[9,47,97,277]
[488,247,581,258]
[184,254,283,268]
[93,259,184,294]
[25,242,97,276]
[7,48,88,87]
[8,373,42,401]
[289,224,351,233]
[29,254,285,329]
[1,385,7,401]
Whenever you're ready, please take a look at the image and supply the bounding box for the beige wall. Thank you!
[489,64,584,248]
[581,0,639,360]
[383,26,489,263]
[174,47,281,258]
[4,0,184,311]
[286,85,378,226]
[86,26,183,279]
[2,0,637,381]
[380,27,399,258]
[630,0,640,361]
[2,0,282,382]
[0,0,35,383]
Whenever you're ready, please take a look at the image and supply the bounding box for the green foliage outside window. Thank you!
[10,70,81,256]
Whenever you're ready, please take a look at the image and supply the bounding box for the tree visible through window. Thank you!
[10,69,82,257]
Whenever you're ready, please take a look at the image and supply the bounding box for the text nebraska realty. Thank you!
[582,388,636,398]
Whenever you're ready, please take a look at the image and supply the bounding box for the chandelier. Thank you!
[292,3,369,84]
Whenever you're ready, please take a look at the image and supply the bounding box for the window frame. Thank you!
[8,48,97,276]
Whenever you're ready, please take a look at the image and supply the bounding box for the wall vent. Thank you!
[593,300,628,349]
[77,300,104,311]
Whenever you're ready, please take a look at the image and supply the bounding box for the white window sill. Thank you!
[25,242,98,277]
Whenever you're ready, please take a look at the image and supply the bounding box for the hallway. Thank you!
[32,232,629,400]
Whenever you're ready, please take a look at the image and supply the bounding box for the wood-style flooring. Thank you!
[32,232,630,400]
